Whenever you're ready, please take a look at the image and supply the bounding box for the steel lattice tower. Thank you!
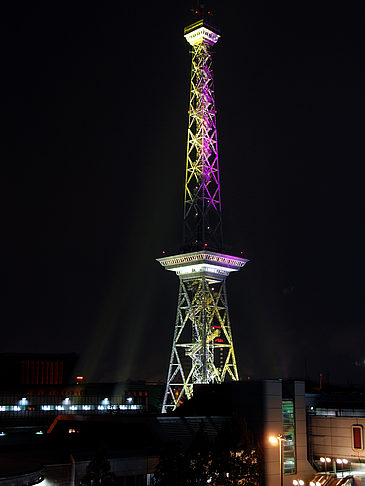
[157,17,248,413]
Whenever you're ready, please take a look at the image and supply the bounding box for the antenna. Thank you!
[192,0,212,18]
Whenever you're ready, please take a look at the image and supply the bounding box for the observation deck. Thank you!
[157,250,248,283]
[184,19,220,46]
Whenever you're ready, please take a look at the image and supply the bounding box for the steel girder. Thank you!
[183,41,223,250]
[162,276,239,413]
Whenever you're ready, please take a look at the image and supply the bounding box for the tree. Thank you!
[152,439,189,486]
[186,421,212,485]
[80,446,116,486]
[152,418,263,486]
[210,417,263,486]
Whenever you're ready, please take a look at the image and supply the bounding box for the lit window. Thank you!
[282,400,296,474]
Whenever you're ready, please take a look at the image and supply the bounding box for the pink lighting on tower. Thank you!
[159,18,247,413]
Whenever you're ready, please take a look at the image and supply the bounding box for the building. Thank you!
[307,385,365,479]
[0,353,78,386]
[175,379,315,486]
[0,379,365,485]
[0,381,164,428]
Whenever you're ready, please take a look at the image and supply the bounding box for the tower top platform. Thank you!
[184,19,220,46]
[157,250,248,283]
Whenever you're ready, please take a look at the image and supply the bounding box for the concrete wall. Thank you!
[263,380,315,486]
[0,469,44,486]
[43,465,72,486]
[74,455,159,482]
[293,381,315,482]
[263,380,283,486]
[311,415,365,464]
[39,455,159,486]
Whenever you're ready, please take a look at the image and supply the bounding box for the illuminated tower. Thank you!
[157,16,248,413]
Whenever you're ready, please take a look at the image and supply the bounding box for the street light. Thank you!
[320,457,331,474]
[269,434,292,486]
[336,458,349,477]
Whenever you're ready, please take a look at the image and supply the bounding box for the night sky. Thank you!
[2,1,365,385]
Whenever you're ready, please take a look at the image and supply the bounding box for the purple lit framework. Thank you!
[158,20,247,413]
[183,24,222,250]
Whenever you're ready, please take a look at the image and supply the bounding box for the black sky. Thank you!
[2,1,365,385]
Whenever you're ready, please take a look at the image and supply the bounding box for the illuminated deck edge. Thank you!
[184,23,220,46]
[157,250,249,271]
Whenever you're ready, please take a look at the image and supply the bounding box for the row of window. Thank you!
[21,360,64,385]
[0,404,143,412]
[9,390,149,397]
[283,400,296,475]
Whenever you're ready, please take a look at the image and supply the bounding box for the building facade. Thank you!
[307,390,365,478]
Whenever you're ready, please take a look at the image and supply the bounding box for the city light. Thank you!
[269,434,289,486]
[320,457,331,463]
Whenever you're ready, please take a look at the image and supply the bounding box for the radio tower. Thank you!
[158,5,248,413]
